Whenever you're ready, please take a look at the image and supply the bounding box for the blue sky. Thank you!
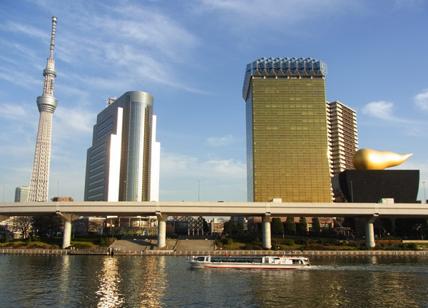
[0,0,427,202]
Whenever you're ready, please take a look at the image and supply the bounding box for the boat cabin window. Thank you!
[195,257,205,262]
[292,259,302,264]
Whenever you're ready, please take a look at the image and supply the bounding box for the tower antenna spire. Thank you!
[49,16,57,59]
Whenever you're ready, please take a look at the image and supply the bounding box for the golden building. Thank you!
[243,57,332,202]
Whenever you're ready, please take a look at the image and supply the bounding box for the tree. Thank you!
[285,216,296,235]
[312,217,321,235]
[32,215,63,238]
[13,216,33,239]
[297,217,308,235]
[223,219,244,237]
[272,218,284,237]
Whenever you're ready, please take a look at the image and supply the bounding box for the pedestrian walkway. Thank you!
[174,239,215,251]
[109,239,152,252]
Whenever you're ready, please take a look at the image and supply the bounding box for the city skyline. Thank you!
[0,1,428,201]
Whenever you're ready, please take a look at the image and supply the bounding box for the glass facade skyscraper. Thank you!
[243,58,332,202]
[84,91,160,202]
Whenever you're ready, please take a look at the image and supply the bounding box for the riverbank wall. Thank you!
[1,248,428,256]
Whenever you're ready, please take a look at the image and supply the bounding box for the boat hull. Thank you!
[190,262,309,270]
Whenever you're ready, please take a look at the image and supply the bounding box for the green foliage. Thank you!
[26,241,57,249]
[32,215,63,238]
[297,217,308,235]
[98,237,116,247]
[243,242,263,250]
[71,241,95,249]
[285,216,296,235]
[312,217,321,235]
[0,240,58,249]
[283,239,295,246]
[223,219,247,239]
[221,238,233,245]
[271,218,284,236]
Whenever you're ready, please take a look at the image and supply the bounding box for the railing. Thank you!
[0,248,427,256]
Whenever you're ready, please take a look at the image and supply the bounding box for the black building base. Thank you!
[336,170,419,203]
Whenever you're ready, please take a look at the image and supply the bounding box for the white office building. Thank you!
[84,91,160,202]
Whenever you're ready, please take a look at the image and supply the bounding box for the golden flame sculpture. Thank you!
[353,148,412,170]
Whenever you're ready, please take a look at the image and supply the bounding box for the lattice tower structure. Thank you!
[28,17,58,202]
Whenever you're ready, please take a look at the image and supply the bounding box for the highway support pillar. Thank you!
[262,214,272,250]
[56,212,76,249]
[156,212,167,249]
[365,215,378,249]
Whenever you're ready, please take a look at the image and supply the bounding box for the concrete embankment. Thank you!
[138,250,428,256]
[0,248,66,255]
[1,248,428,256]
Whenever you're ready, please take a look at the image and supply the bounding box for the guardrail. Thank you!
[0,248,427,256]
[0,248,66,255]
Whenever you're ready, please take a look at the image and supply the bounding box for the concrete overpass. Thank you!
[1,199,428,249]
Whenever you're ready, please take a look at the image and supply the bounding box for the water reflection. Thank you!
[247,256,428,307]
[96,257,124,307]
[139,256,167,307]
[58,256,70,305]
[1,256,428,307]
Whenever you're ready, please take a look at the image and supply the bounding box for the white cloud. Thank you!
[55,107,95,134]
[362,99,427,127]
[161,151,245,179]
[27,0,205,94]
[0,144,34,160]
[414,89,428,111]
[194,0,358,28]
[0,68,40,89]
[160,151,246,201]
[2,21,49,41]
[362,100,395,120]
[205,134,234,147]
[0,104,27,119]
[0,40,40,64]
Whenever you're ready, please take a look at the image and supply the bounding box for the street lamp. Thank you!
[197,180,201,202]
[422,181,427,204]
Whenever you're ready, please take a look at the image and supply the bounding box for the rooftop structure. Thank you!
[243,57,327,100]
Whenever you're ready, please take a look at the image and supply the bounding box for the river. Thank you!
[0,255,427,307]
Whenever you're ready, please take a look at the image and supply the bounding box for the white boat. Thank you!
[189,255,310,270]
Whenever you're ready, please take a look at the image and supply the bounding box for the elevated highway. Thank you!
[1,200,427,249]
[1,201,428,217]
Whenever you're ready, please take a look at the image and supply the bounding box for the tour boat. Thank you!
[189,255,311,270]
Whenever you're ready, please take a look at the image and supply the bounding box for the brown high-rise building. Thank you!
[243,57,332,202]
[327,101,358,176]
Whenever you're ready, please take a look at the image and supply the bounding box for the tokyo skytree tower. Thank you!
[28,17,58,202]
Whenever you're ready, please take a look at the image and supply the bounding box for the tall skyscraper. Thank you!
[243,57,332,202]
[327,100,358,176]
[84,91,160,202]
[28,17,58,202]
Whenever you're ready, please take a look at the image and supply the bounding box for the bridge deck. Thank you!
[1,201,428,217]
